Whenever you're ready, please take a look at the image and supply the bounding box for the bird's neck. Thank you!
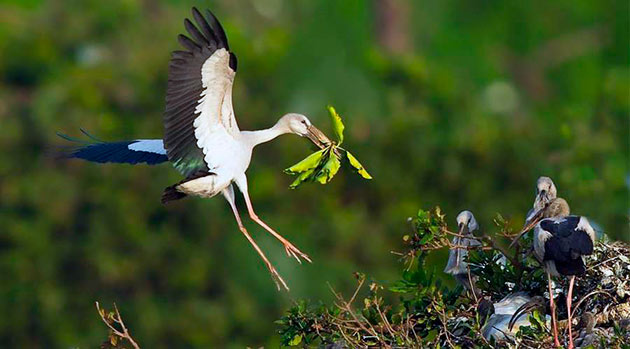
[242,124,289,147]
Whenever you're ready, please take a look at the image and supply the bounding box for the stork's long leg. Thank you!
[222,185,289,291]
[547,272,561,348]
[235,176,311,264]
[566,276,576,349]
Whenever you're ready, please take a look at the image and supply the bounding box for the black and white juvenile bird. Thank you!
[58,8,331,291]
[512,197,595,349]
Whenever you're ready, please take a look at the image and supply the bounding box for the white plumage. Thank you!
[127,140,167,155]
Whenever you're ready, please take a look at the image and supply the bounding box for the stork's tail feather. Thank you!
[55,130,168,165]
[161,170,214,204]
[161,185,187,204]
[554,257,586,276]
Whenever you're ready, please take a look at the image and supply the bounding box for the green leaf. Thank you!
[285,149,326,174]
[345,151,372,179]
[327,105,344,145]
[315,151,340,184]
[289,168,316,189]
[288,334,303,346]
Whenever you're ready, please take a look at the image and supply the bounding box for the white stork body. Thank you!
[60,8,330,291]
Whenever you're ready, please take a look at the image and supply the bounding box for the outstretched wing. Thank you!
[164,7,239,176]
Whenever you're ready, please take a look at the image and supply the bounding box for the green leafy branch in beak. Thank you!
[285,105,372,188]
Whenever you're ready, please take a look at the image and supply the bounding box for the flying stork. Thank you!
[59,8,331,291]
[512,198,595,349]
[443,210,481,295]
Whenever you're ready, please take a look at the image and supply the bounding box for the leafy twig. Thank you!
[95,301,140,349]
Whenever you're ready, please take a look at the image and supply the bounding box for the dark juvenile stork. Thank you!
[59,8,331,291]
[512,198,595,349]
[443,210,481,294]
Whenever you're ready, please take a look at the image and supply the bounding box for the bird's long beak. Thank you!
[508,299,543,331]
[534,190,549,208]
[305,125,331,149]
[510,208,544,248]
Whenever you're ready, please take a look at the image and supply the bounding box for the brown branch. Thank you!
[96,301,140,349]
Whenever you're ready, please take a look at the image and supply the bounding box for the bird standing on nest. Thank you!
[512,197,595,348]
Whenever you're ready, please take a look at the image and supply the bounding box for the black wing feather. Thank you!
[542,216,594,276]
[59,140,168,165]
[164,7,236,177]
[177,34,201,52]
[192,8,217,44]
[540,216,581,237]
[184,18,209,46]
[205,9,229,49]
[554,258,586,276]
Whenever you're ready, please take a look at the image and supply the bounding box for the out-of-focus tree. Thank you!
[0,0,626,347]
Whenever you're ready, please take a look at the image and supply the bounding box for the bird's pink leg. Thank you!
[223,186,289,291]
[236,177,311,264]
[566,275,576,349]
[245,198,312,264]
[547,272,561,348]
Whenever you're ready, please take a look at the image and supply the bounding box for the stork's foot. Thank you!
[283,242,312,264]
[267,264,289,291]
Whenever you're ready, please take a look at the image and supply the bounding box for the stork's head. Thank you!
[543,197,570,218]
[534,176,557,208]
[516,176,557,243]
[511,197,571,247]
[279,113,330,148]
[456,210,479,235]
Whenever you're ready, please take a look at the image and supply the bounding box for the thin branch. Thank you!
[95,301,140,349]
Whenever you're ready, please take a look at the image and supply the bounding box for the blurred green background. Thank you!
[0,0,627,347]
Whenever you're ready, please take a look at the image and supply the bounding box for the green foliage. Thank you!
[285,105,371,188]
[276,208,504,347]
[515,310,548,343]
[276,207,630,347]
[468,247,547,298]
[345,151,372,179]
[328,105,344,145]
[284,149,325,175]
[275,300,340,346]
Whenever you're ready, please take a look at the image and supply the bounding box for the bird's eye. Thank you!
[301,120,307,125]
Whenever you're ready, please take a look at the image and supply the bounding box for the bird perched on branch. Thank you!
[443,210,481,295]
[512,198,595,349]
[58,8,331,291]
